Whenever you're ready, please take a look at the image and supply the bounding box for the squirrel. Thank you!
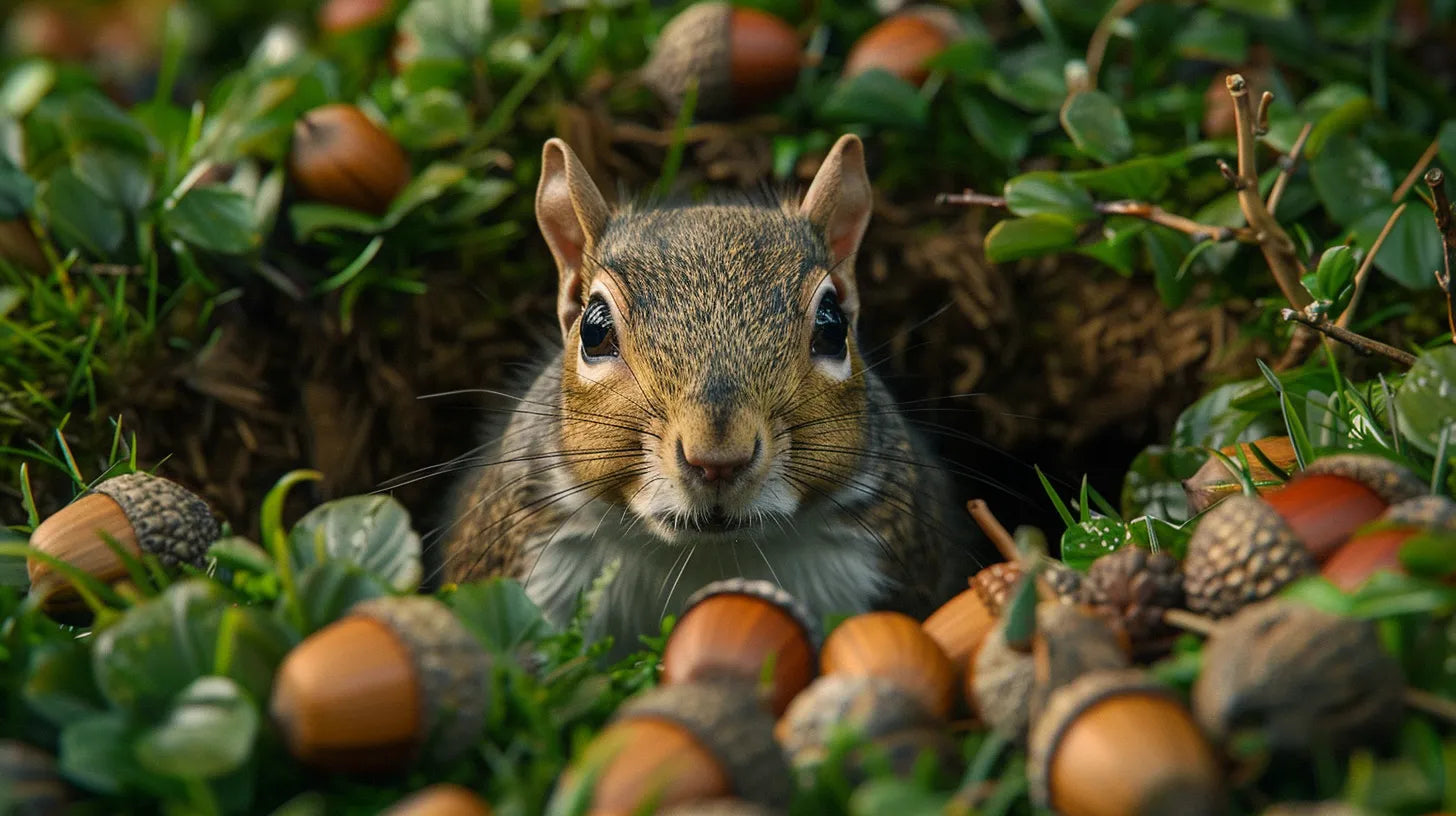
[439,133,973,654]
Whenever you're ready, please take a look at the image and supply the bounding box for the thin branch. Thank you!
[1281,309,1418,366]
[1085,0,1145,85]
[1336,202,1407,330]
[1225,74,1311,310]
[1162,608,1214,636]
[966,499,1055,603]
[938,190,1254,244]
[1265,122,1312,216]
[1393,138,1441,203]
[1425,168,1456,343]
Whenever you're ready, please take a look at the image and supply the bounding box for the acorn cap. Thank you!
[1192,599,1404,755]
[971,559,1080,616]
[1029,668,1223,816]
[90,473,219,566]
[1081,546,1185,657]
[777,674,938,770]
[1383,495,1456,530]
[0,739,67,816]
[1029,602,1131,725]
[641,2,734,116]
[381,783,493,816]
[970,623,1035,742]
[1183,494,1315,618]
[665,579,821,716]
[612,681,793,809]
[1302,454,1426,506]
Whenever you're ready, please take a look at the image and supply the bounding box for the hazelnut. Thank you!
[661,578,820,717]
[819,610,956,719]
[382,784,492,816]
[288,104,411,215]
[1182,436,1296,513]
[269,596,493,773]
[1182,494,1315,618]
[552,680,793,814]
[1192,599,1404,756]
[27,472,219,621]
[640,2,802,118]
[843,6,961,87]
[1029,669,1225,816]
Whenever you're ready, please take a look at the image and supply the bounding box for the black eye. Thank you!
[811,290,848,358]
[580,295,619,361]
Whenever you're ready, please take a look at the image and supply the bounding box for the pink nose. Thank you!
[678,439,758,485]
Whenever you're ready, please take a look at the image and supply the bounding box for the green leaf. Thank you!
[294,560,389,635]
[986,43,1068,112]
[288,494,423,592]
[1437,120,1456,178]
[447,577,550,655]
[1060,517,1127,570]
[0,153,36,219]
[1303,87,1376,159]
[1076,216,1145,274]
[1400,530,1456,579]
[42,166,125,257]
[818,70,929,130]
[1003,172,1097,222]
[290,161,469,242]
[0,59,56,118]
[22,640,108,726]
[1208,0,1292,17]
[1144,228,1195,309]
[1351,205,1443,291]
[1060,90,1133,164]
[1068,157,1169,201]
[395,87,473,151]
[162,186,259,255]
[74,149,153,215]
[1173,8,1249,63]
[1125,515,1192,560]
[135,676,259,780]
[1310,135,1393,226]
[57,713,147,796]
[1304,245,1357,315]
[954,91,1030,164]
[924,33,993,81]
[207,536,275,577]
[1395,346,1456,457]
[984,214,1079,262]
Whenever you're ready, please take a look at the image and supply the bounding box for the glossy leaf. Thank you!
[1310,135,1392,226]
[986,44,1067,112]
[1069,157,1169,201]
[1351,205,1443,290]
[163,187,259,255]
[1395,346,1456,457]
[0,153,36,219]
[1003,172,1096,222]
[290,161,469,242]
[42,167,125,257]
[447,577,550,655]
[294,559,389,635]
[818,70,929,130]
[1061,517,1127,571]
[954,91,1030,163]
[984,214,1079,262]
[135,676,259,779]
[1060,90,1133,164]
[288,494,423,592]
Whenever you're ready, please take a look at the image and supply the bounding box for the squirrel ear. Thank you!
[800,133,872,286]
[537,138,610,334]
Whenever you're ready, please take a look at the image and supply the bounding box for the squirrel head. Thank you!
[535,134,874,542]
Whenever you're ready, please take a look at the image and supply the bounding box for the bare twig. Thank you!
[1281,309,1418,366]
[938,190,1254,244]
[1336,202,1407,330]
[1393,138,1441,203]
[1162,608,1215,636]
[1225,74,1311,311]
[966,499,1055,603]
[1424,168,1456,343]
[1265,122,1312,216]
[1085,0,1145,85]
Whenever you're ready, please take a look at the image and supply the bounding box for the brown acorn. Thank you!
[0,740,68,816]
[1192,599,1404,756]
[288,104,411,215]
[922,587,995,686]
[1029,669,1225,816]
[640,2,802,118]
[269,596,493,773]
[819,611,956,719]
[382,784,493,816]
[776,674,938,772]
[1182,436,1297,513]
[27,472,219,621]
[661,578,820,717]
[552,681,792,815]
[1264,453,1426,561]
[319,0,395,34]
[1324,495,1456,591]
[1182,494,1315,618]
[843,6,961,87]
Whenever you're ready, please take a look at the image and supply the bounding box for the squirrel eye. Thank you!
[580,295,619,361]
[811,290,848,358]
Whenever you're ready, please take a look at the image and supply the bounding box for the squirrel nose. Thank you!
[678,437,760,485]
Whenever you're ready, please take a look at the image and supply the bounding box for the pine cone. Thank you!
[1082,546,1184,655]
[971,559,1081,616]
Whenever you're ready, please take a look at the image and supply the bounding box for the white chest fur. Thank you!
[519,495,890,655]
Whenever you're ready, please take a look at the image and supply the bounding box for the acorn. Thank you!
[1029,669,1225,816]
[657,801,781,816]
[1264,453,1427,561]
[1323,495,1456,591]
[1182,494,1315,618]
[551,680,792,815]
[288,104,411,215]
[382,784,493,816]
[819,611,956,719]
[1192,599,1404,755]
[776,674,938,772]
[1081,546,1185,658]
[269,595,493,773]
[319,0,395,34]
[922,587,995,685]
[27,472,219,620]
[1029,602,1131,725]
[969,621,1034,740]
[1260,805,1371,816]
[661,579,820,717]
[640,2,802,118]
[843,6,962,87]
[0,740,68,816]
[1183,436,1297,513]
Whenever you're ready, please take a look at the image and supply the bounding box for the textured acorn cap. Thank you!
[971,559,1081,616]
[1183,494,1314,618]
[970,623,1035,742]
[1029,602,1131,725]
[1383,495,1456,530]
[640,2,734,116]
[1192,599,1404,755]
[1082,546,1185,656]
[683,578,823,650]
[0,739,67,816]
[83,472,218,565]
[349,596,493,764]
[613,681,793,809]
[1029,668,1223,816]
[1303,454,1426,505]
[777,674,937,770]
